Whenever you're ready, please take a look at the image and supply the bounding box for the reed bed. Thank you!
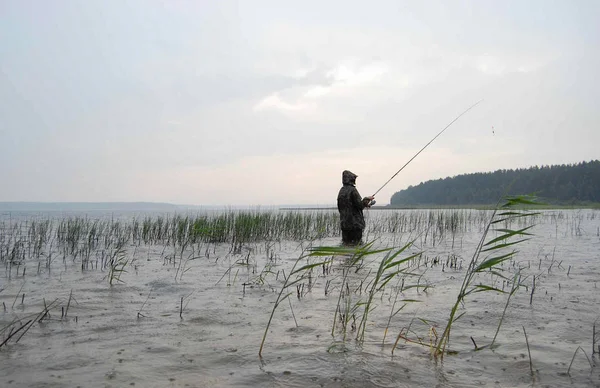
[0,207,589,358]
[0,208,577,280]
[255,197,572,360]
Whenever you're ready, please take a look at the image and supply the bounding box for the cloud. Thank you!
[253,93,312,112]
[1,0,599,204]
[252,60,389,117]
[304,85,331,98]
[326,61,388,86]
[467,52,555,76]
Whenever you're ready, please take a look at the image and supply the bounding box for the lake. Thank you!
[1,208,599,387]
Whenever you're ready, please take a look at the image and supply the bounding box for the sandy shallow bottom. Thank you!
[1,209,600,387]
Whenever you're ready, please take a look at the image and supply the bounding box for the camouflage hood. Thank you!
[342,170,357,186]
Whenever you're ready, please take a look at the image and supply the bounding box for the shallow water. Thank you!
[1,209,600,387]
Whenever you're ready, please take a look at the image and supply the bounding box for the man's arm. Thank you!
[352,189,374,209]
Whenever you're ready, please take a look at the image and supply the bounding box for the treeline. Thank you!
[390,160,600,206]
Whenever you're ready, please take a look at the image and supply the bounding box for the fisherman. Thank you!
[337,170,374,245]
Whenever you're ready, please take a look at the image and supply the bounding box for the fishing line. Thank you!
[371,99,484,198]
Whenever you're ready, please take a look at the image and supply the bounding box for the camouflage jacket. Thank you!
[337,170,370,231]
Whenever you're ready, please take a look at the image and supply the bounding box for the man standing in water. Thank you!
[337,170,374,245]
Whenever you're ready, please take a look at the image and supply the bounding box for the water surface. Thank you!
[1,209,599,387]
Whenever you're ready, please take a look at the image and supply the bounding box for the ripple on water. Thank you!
[1,209,599,388]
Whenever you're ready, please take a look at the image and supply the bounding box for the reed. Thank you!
[259,244,332,357]
[356,242,420,343]
[567,346,593,375]
[382,283,409,347]
[523,326,534,375]
[137,289,152,319]
[593,318,599,355]
[0,298,59,348]
[258,241,423,356]
[491,271,522,347]
[321,242,400,340]
[1,205,586,363]
[64,289,73,319]
[434,195,541,357]
[0,208,509,281]
[104,239,129,286]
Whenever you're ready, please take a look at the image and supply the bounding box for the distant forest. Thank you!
[390,160,600,206]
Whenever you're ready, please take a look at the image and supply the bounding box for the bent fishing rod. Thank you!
[371,99,484,199]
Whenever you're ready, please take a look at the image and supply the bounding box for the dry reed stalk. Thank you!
[523,326,533,375]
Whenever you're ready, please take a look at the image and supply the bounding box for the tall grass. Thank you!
[0,205,590,362]
[434,195,541,357]
[0,207,551,287]
[258,243,334,357]
[258,241,425,356]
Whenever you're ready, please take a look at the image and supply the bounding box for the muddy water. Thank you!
[1,209,599,387]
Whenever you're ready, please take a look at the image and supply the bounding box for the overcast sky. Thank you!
[1,1,598,206]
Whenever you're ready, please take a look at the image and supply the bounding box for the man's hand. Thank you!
[363,196,375,207]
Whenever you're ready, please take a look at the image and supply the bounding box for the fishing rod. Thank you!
[371,99,484,199]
